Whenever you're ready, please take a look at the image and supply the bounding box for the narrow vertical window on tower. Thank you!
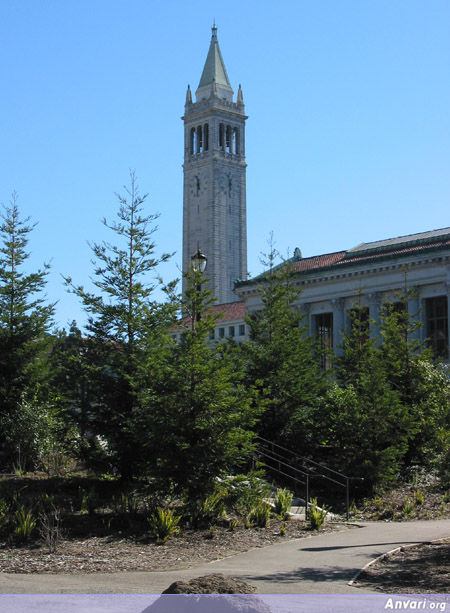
[197,125,203,153]
[233,128,240,154]
[204,123,209,151]
[190,127,195,155]
[219,123,224,149]
[226,125,232,153]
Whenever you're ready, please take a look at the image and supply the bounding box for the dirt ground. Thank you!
[0,518,349,574]
[355,538,449,594]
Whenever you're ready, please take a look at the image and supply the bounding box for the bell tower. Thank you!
[182,25,247,304]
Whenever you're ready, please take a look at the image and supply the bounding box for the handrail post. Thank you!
[305,474,309,520]
[346,476,350,521]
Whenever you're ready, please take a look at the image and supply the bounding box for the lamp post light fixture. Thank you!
[191,248,207,273]
[191,249,207,327]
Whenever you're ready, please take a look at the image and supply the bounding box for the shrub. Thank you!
[38,506,64,553]
[216,473,271,517]
[402,499,414,518]
[309,498,327,530]
[0,500,10,537]
[189,490,225,527]
[414,489,424,506]
[249,500,271,527]
[147,507,180,544]
[13,506,36,543]
[280,522,287,536]
[273,488,293,520]
[80,488,100,515]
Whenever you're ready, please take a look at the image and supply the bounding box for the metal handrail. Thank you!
[255,435,361,520]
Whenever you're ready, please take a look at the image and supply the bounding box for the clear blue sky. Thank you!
[1,0,449,329]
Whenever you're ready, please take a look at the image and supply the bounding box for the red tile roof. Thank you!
[172,301,245,329]
[238,231,450,288]
[290,251,346,273]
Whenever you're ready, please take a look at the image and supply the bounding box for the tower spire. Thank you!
[196,24,233,101]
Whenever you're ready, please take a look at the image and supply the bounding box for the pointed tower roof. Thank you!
[196,25,234,102]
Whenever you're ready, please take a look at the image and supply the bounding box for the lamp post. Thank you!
[191,249,207,328]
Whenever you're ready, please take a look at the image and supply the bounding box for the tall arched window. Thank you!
[226,125,232,153]
[219,123,225,149]
[190,127,195,155]
[203,123,209,151]
[197,125,202,153]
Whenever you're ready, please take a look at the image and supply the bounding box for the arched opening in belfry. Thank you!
[190,127,196,155]
[197,125,203,153]
[203,123,209,151]
[233,128,240,155]
[226,125,232,153]
[219,123,225,150]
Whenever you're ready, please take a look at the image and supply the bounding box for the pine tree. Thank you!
[65,172,177,479]
[243,240,325,451]
[0,192,54,463]
[143,266,257,502]
[327,305,411,488]
[378,289,449,470]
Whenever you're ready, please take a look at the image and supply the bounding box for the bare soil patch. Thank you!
[0,519,350,574]
[355,538,450,594]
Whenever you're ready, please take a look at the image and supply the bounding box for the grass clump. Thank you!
[308,498,327,530]
[273,488,293,520]
[147,507,180,544]
[248,500,271,527]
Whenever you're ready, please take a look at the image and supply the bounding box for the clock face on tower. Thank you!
[189,174,208,197]
[218,173,234,198]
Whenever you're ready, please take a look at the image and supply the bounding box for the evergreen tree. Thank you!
[378,291,449,470]
[0,193,54,465]
[243,241,325,451]
[326,306,410,487]
[65,172,177,479]
[143,266,257,502]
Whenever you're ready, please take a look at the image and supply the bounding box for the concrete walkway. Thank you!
[1,520,449,594]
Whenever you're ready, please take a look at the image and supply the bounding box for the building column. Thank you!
[368,292,382,341]
[332,298,345,356]
[301,303,312,337]
[407,286,421,343]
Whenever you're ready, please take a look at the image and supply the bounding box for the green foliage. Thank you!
[414,489,424,506]
[402,499,414,518]
[273,488,293,519]
[2,397,68,474]
[249,500,271,527]
[147,507,180,544]
[280,522,287,536]
[64,172,177,480]
[0,499,9,536]
[320,291,450,491]
[215,473,271,517]
[189,489,226,527]
[308,498,327,530]
[80,487,100,515]
[0,193,55,469]
[243,238,325,450]
[13,506,36,543]
[143,267,257,501]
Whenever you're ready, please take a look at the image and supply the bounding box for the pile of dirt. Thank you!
[162,573,256,594]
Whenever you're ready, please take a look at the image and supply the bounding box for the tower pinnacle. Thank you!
[196,25,233,102]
